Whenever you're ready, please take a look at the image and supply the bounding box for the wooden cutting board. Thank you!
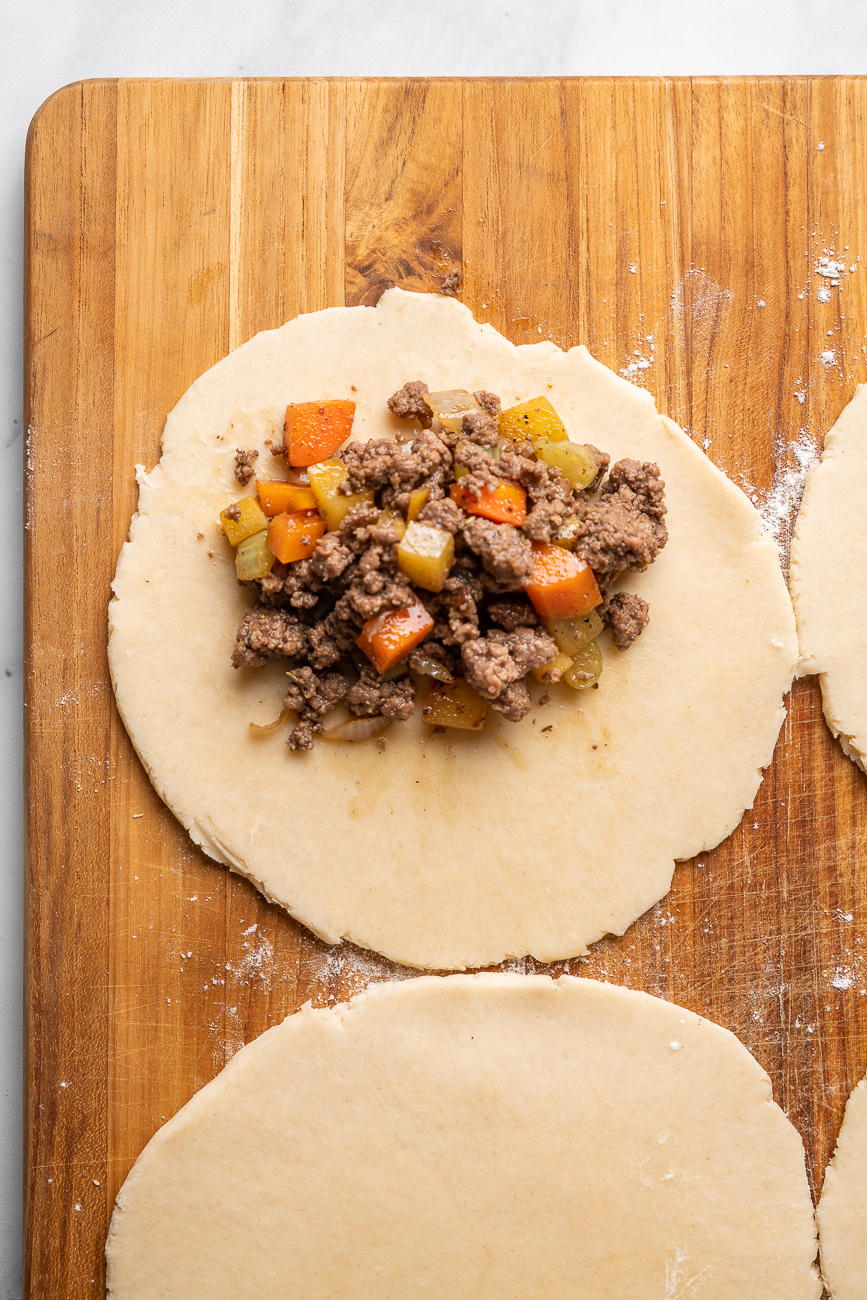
[24,77,867,1296]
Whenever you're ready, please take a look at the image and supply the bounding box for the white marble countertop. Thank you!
[3,0,866,1292]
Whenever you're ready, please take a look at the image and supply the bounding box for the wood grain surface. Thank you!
[24,77,867,1297]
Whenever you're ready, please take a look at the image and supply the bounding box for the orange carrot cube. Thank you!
[356,597,435,674]
[525,543,602,621]
[256,479,318,516]
[449,480,527,526]
[266,510,326,564]
[284,400,355,467]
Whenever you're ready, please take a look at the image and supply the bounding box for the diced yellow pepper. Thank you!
[499,396,567,444]
[421,679,487,730]
[531,651,574,684]
[563,640,603,690]
[221,496,269,547]
[546,610,603,656]
[307,459,374,531]
[535,439,598,490]
[406,486,430,521]
[397,522,455,592]
[378,508,406,540]
[235,530,275,581]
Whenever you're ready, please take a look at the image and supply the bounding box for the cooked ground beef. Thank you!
[461,628,557,703]
[347,665,416,720]
[461,515,533,585]
[570,459,667,586]
[387,380,433,427]
[283,668,350,750]
[228,380,667,747]
[486,597,539,631]
[440,269,462,295]
[234,447,259,484]
[232,607,308,667]
[341,430,452,510]
[417,496,464,533]
[460,409,500,448]
[604,591,650,650]
[474,390,501,417]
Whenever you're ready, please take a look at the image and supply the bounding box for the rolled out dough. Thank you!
[108,289,797,969]
[817,1074,867,1298]
[790,384,867,770]
[105,974,820,1299]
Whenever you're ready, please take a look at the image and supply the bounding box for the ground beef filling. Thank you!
[231,382,667,748]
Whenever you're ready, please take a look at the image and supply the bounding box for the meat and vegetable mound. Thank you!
[221,386,668,749]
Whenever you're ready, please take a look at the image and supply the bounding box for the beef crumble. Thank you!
[234,447,259,484]
[227,380,668,747]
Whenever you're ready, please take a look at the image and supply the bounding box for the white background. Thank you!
[2,0,866,1293]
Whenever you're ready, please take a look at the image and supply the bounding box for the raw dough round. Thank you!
[818,1074,867,1298]
[105,974,820,1299]
[790,385,867,770]
[109,289,797,969]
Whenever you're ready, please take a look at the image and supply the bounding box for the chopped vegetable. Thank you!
[357,596,435,674]
[563,641,603,690]
[307,459,375,531]
[397,522,455,592]
[499,396,567,444]
[535,440,598,490]
[546,609,603,656]
[249,707,292,736]
[421,679,487,730]
[424,390,483,433]
[322,717,392,742]
[267,510,326,564]
[531,651,574,684]
[410,652,455,683]
[235,530,275,581]
[449,479,527,526]
[552,515,582,548]
[526,543,602,621]
[284,399,356,467]
[378,508,407,540]
[256,479,318,516]
[406,486,430,521]
[221,496,269,547]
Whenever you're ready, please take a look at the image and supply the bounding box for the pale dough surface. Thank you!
[109,289,797,969]
[790,384,867,770]
[105,974,820,1299]
[818,1074,867,1299]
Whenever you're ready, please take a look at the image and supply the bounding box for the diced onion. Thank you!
[248,707,292,736]
[321,717,393,743]
[411,653,454,683]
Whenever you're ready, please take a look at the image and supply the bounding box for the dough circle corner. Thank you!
[817,1074,867,1299]
[790,384,867,772]
[105,974,820,1299]
[109,288,797,969]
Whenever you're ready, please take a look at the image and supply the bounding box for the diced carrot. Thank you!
[525,543,602,621]
[284,400,356,467]
[357,597,435,674]
[256,479,318,516]
[267,510,326,564]
[449,480,527,526]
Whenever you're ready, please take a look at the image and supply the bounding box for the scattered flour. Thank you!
[820,349,836,366]
[749,429,820,570]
